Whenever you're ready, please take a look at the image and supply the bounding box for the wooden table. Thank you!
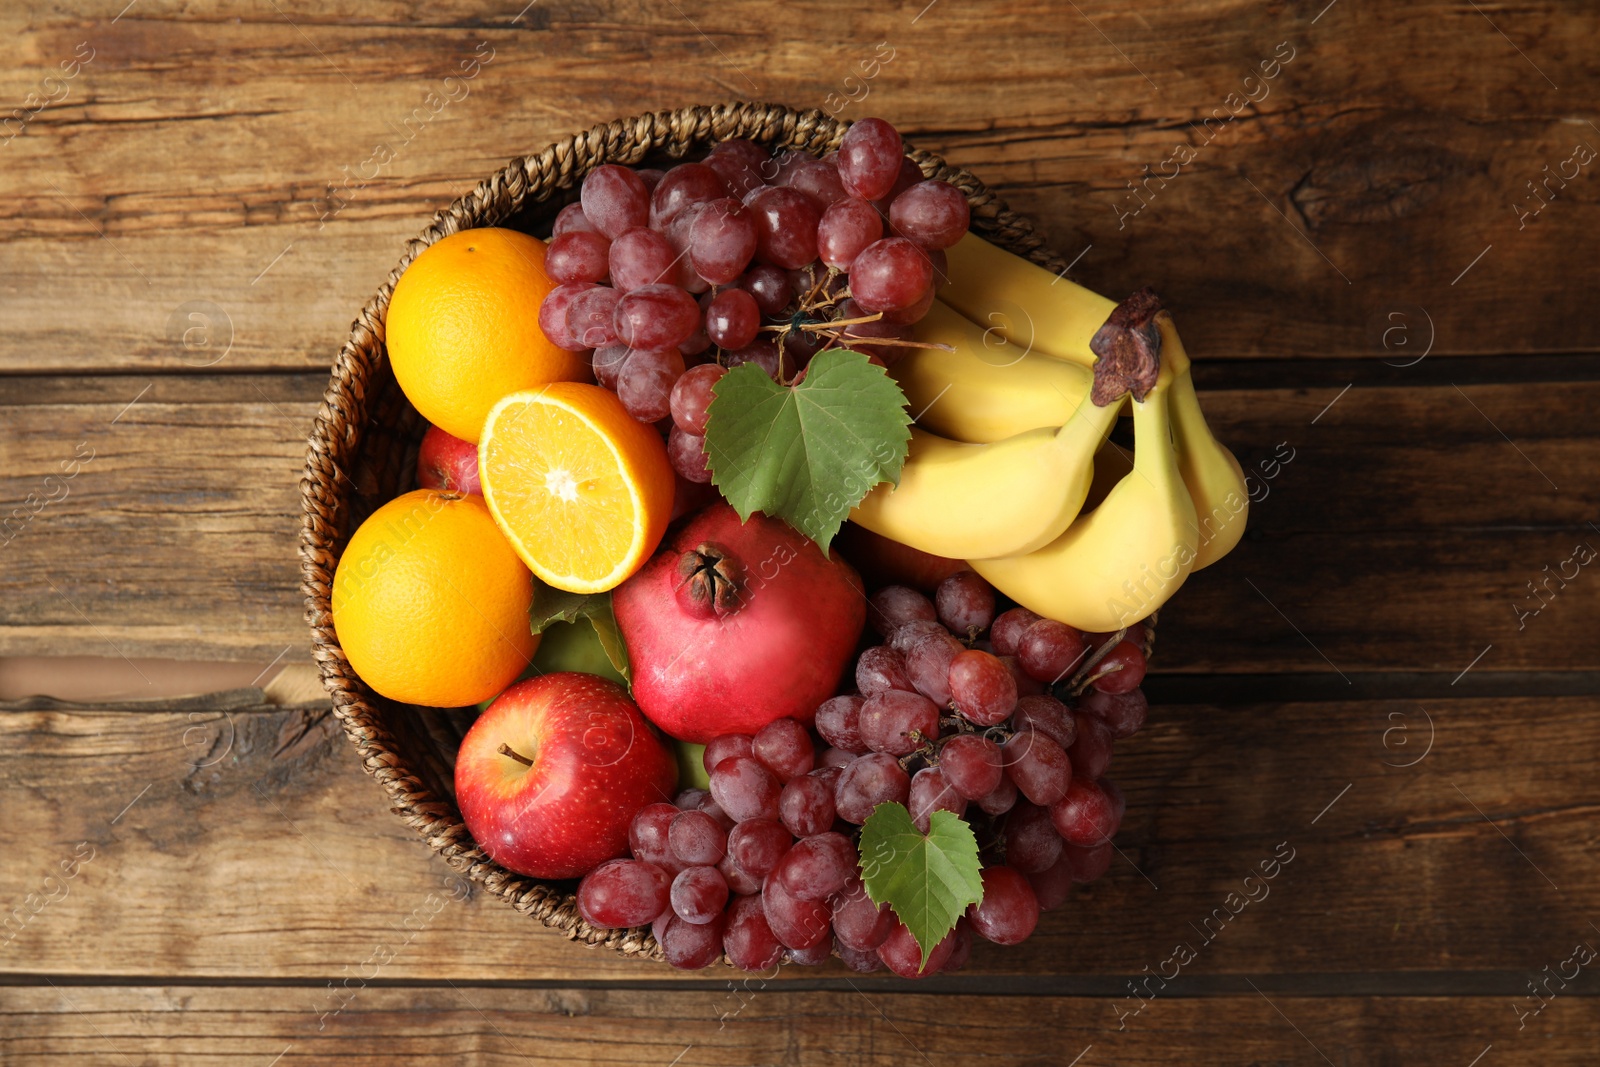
[4,1,1598,1062]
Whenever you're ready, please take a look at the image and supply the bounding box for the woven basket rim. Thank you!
[298,101,1107,965]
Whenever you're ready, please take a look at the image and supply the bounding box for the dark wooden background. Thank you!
[3,1,1598,1063]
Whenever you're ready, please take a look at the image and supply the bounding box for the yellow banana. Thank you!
[940,232,1116,365]
[969,356,1199,631]
[893,300,1097,443]
[1159,318,1249,571]
[849,386,1123,561]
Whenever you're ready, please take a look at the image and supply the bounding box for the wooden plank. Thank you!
[4,375,1595,672]
[0,985,1588,1066]
[4,694,1599,981]
[0,1,1595,373]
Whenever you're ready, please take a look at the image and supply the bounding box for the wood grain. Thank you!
[0,985,1585,1066]
[4,693,1597,981]
[4,375,1594,673]
[0,1,1594,375]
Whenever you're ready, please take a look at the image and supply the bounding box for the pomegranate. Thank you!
[614,503,866,743]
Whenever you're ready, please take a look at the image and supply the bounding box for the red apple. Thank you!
[455,672,677,879]
[417,424,481,494]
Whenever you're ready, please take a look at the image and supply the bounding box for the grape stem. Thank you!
[1064,627,1130,697]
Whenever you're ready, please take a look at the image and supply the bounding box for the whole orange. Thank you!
[332,489,538,707]
[386,228,588,444]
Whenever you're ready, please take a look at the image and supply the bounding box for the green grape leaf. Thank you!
[703,348,912,553]
[528,583,629,680]
[858,802,984,971]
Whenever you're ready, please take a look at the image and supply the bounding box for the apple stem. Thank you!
[497,742,534,767]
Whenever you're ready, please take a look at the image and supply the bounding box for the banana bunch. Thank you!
[848,233,1248,631]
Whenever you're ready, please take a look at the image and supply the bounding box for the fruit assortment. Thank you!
[331,115,1246,974]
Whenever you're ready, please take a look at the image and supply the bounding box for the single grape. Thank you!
[868,586,937,634]
[668,426,712,483]
[669,808,727,866]
[636,167,665,191]
[762,148,809,188]
[817,195,884,270]
[776,831,857,902]
[833,751,911,824]
[1002,728,1073,806]
[1003,800,1064,874]
[688,197,759,285]
[658,910,727,969]
[788,157,849,209]
[552,202,597,236]
[617,346,686,423]
[727,818,792,879]
[723,892,783,971]
[703,733,754,773]
[837,940,885,972]
[1028,852,1075,911]
[679,324,712,358]
[1092,639,1148,694]
[592,343,631,390]
[1102,776,1127,826]
[577,858,671,929]
[546,230,611,284]
[935,571,996,637]
[850,237,933,312]
[887,618,944,653]
[710,755,782,822]
[1066,840,1114,883]
[693,793,736,831]
[925,245,950,288]
[670,864,730,924]
[761,873,832,950]
[859,689,940,757]
[786,937,833,966]
[875,155,925,210]
[564,285,621,349]
[752,717,815,782]
[720,853,761,896]
[779,771,837,837]
[878,918,955,979]
[723,339,779,381]
[674,787,709,810]
[889,179,971,249]
[669,363,727,436]
[746,186,822,269]
[703,145,766,201]
[818,745,856,769]
[1017,620,1089,683]
[580,164,650,239]
[990,607,1043,657]
[855,645,914,696]
[705,287,761,349]
[880,285,935,326]
[737,264,793,316]
[909,765,967,832]
[938,733,1003,800]
[905,631,963,706]
[614,283,700,350]
[538,281,598,351]
[815,694,867,753]
[628,802,681,872]
[609,226,679,292]
[832,880,893,951]
[966,865,1039,945]
[1051,778,1120,847]
[948,649,1018,727]
[1000,653,1047,696]
[945,918,974,973]
[976,771,1019,816]
[650,162,728,227]
[1080,686,1148,739]
[837,117,904,201]
[1069,712,1114,780]
[1011,694,1077,751]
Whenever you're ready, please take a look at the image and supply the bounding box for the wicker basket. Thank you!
[299,101,1111,962]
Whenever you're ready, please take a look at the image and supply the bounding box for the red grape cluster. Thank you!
[577,569,1151,973]
[537,117,970,486]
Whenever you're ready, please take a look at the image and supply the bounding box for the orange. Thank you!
[385,228,589,444]
[479,383,675,594]
[332,489,538,707]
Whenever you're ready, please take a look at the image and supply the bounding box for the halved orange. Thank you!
[479,383,675,593]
